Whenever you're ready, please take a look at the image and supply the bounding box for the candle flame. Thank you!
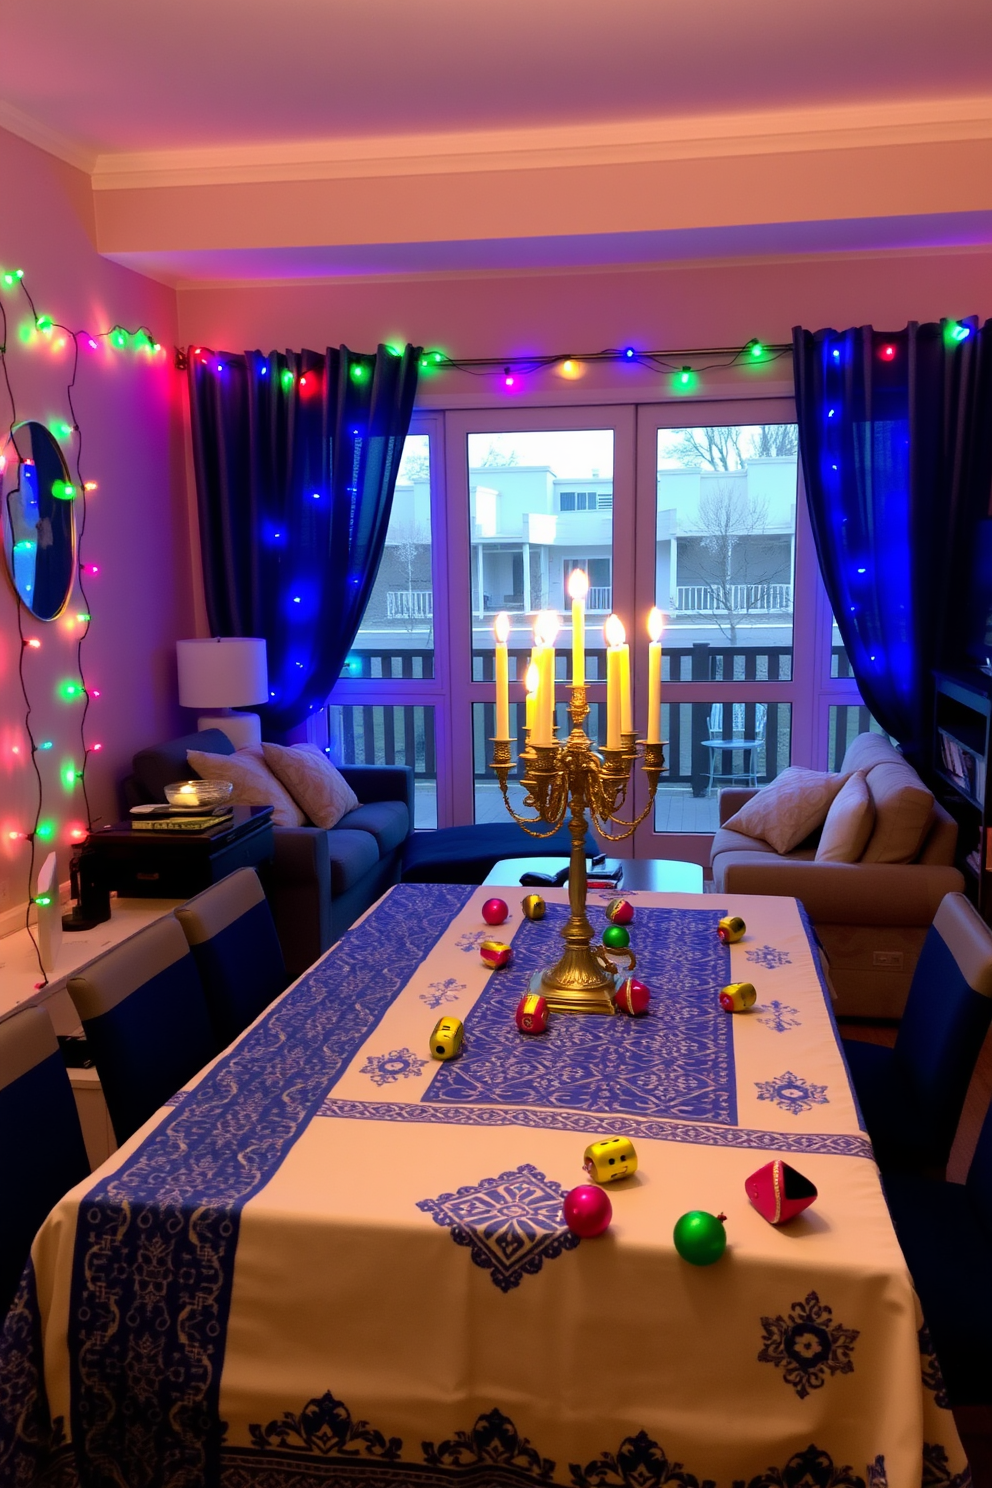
[604,614,626,648]
[525,662,540,695]
[493,611,511,645]
[534,610,560,648]
[567,568,589,601]
[648,606,665,642]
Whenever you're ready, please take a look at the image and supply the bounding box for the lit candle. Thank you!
[567,567,588,689]
[647,607,664,744]
[604,614,625,750]
[534,610,559,745]
[493,611,510,740]
[524,662,540,736]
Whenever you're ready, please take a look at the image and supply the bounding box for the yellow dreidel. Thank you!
[583,1136,638,1183]
[430,1016,464,1059]
[719,982,757,1013]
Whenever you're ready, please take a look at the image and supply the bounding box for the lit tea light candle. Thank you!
[647,607,664,744]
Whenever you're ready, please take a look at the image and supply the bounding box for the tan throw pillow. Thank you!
[860,760,934,864]
[841,731,901,776]
[262,742,360,829]
[722,767,849,854]
[186,746,305,828]
[815,769,875,862]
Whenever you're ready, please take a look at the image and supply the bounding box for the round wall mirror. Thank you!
[2,421,76,621]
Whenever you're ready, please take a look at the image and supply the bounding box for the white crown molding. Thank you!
[0,98,97,174]
[91,95,992,191]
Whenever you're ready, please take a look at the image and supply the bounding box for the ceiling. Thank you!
[1,0,990,284]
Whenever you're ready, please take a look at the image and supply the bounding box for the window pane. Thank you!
[654,701,792,833]
[325,703,437,829]
[657,425,797,682]
[826,704,891,771]
[473,700,605,823]
[830,618,856,679]
[344,435,434,680]
[468,430,614,682]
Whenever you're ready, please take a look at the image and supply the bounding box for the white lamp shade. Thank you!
[177,638,268,708]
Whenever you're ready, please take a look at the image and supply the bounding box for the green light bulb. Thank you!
[349,363,369,383]
[749,340,764,359]
[15,269,23,279]
[37,740,53,751]
[431,351,443,363]
[34,895,52,907]
[280,368,293,390]
[51,481,75,501]
[36,314,53,332]
[111,328,127,348]
[59,679,83,701]
[61,762,78,790]
[2,273,14,288]
[54,421,73,439]
[35,821,55,841]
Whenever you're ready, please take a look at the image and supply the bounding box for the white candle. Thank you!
[524,662,540,736]
[493,611,510,740]
[647,607,664,744]
[604,614,624,750]
[567,567,588,689]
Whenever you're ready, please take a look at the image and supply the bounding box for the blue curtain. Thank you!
[793,319,992,763]
[188,344,420,737]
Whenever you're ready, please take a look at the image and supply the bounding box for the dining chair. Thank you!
[68,915,217,1145]
[175,867,288,1047]
[0,1006,90,1315]
[843,892,992,1173]
[883,1092,992,1406]
[702,702,767,794]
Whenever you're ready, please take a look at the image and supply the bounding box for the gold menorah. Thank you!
[491,686,666,1014]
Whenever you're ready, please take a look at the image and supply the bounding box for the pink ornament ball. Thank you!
[563,1184,613,1238]
[482,897,509,926]
[615,977,650,1016]
[606,897,634,926]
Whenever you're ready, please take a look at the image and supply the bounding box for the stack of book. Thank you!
[129,804,235,836]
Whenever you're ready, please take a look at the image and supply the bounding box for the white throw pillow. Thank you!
[723,767,849,854]
[262,742,360,829]
[186,746,305,828]
[815,769,875,862]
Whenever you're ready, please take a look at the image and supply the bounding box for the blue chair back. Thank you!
[68,916,217,1145]
[0,1007,90,1315]
[896,893,992,1167]
[175,868,288,1047]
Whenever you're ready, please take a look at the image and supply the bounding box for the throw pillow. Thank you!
[186,746,305,828]
[722,767,849,854]
[860,760,934,864]
[262,742,360,829]
[815,769,875,862]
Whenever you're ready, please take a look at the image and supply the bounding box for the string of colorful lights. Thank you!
[0,266,164,982]
[412,337,791,390]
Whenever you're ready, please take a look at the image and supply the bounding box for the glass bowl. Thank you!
[164,779,234,810]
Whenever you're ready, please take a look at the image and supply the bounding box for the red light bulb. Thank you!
[879,343,897,361]
[25,637,41,649]
[91,742,103,751]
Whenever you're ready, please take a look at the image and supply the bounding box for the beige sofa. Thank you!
[710,733,964,1018]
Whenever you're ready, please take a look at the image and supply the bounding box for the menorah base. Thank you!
[529,950,618,1016]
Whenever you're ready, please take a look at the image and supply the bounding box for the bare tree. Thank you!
[689,481,785,643]
[478,441,519,468]
[666,424,797,471]
[389,521,432,634]
[399,451,430,482]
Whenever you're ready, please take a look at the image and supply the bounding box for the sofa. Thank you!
[710,733,964,1019]
[123,730,414,980]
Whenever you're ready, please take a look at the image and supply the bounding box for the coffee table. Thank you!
[482,855,704,892]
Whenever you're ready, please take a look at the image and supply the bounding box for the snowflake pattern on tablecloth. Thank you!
[746,944,793,970]
[755,1071,828,1115]
[359,1048,430,1087]
[757,1000,801,1033]
[455,930,489,954]
[417,1162,579,1292]
[419,979,466,1010]
[758,1291,859,1399]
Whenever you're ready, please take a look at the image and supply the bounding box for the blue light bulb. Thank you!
[832,348,841,361]
[624,348,634,359]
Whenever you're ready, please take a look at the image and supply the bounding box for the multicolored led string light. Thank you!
[1,266,163,980]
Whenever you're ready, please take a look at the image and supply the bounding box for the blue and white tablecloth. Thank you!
[0,884,969,1488]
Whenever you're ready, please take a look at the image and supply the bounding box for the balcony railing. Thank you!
[674,583,793,614]
[587,586,612,612]
[386,589,433,620]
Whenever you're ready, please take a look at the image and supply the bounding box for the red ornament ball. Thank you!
[615,977,650,1016]
[482,898,509,926]
[563,1184,613,1238]
[606,897,634,926]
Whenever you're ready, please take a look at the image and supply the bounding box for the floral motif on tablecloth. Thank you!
[248,1389,402,1459]
[570,1428,714,1487]
[758,1291,859,1398]
[739,1443,876,1488]
[417,1162,579,1292]
[757,1001,801,1033]
[755,1071,828,1115]
[919,1325,950,1409]
[359,1048,430,1087]
[419,978,466,1010]
[455,929,489,953]
[746,945,792,970]
[922,1442,972,1488]
[424,1407,555,1479]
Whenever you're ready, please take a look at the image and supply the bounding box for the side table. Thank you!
[87,804,275,898]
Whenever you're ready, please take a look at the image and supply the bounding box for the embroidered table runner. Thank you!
[0,884,966,1488]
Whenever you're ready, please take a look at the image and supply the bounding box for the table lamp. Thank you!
[176,637,268,749]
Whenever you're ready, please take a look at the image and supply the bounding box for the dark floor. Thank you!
[839,1017,992,1488]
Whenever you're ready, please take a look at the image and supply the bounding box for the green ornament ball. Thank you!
[673,1210,727,1266]
[602,924,630,950]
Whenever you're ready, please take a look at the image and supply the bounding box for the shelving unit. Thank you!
[932,670,992,915]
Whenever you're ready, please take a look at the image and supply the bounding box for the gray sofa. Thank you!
[123,730,414,980]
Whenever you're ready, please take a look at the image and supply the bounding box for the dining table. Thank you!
[0,882,968,1488]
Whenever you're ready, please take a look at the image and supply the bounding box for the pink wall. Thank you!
[0,128,191,915]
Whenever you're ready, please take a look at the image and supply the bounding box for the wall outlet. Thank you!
[873,950,904,969]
